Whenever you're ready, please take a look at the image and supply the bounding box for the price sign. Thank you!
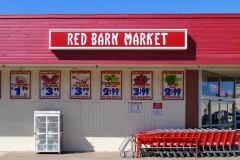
[70,71,91,99]
[131,71,153,100]
[162,71,184,100]
[152,103,164,116]
[10,71,31,99]
[40,71,61,99]
[101,71,122,99]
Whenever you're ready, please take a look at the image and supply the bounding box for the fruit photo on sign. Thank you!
[162,71,184,100]
[164,74,182,88]
[134,74,149,86]
[104,74,119,82]
[101,71,122,100]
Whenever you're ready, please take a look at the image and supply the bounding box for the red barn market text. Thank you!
[67,32,168,46]
[49,29,187,50]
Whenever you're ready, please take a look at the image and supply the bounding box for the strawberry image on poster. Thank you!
[131,71,153,100]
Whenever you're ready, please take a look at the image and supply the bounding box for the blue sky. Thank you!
[0,0,239,14]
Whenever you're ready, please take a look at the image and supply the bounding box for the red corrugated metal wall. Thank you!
[0,14,240,65]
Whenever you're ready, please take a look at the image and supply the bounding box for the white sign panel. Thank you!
[128,102,142,113]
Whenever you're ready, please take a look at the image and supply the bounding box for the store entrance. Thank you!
[201,70,237,129]
[202,99,235,129]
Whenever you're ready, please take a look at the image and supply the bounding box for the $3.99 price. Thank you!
[132,87,150,96]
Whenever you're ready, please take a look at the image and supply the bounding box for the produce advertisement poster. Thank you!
[101,71,122,99]
[70,71,91,99]
[128,102,142,113]
[10,71,31,99]
[40,71,61,99]
[162,71,184,100]
[152,103,163,116]
[131,71,153,100]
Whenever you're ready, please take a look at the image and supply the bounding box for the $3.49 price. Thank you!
[73,87,89,96]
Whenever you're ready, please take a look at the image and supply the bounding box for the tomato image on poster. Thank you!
[131,71,153,100]
[162,71,184,100]
[10,71,31,99]
[40,71,61,99]
[70,71,91,99]
[101,71,122,99]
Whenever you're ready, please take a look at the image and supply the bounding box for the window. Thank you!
[202,71,219,97]
[202,71,236,129]
[220,76,235,98]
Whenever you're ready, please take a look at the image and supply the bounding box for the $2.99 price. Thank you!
[102,87,119,96]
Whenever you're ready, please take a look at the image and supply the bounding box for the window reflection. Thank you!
[220,76,234,98]
[202,71,219,97]
[211,102,220,125]
[201,101,209,126]
[202,71,236,129]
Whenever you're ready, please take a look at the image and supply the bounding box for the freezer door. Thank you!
[35,116,47,133]
[47,134,59,151]
[35,133,47,152]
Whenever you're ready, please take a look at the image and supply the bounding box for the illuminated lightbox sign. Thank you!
[49,29,187,50]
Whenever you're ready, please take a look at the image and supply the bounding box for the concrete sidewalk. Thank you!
[0,151,240,160]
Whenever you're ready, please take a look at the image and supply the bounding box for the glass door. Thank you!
[35,116,47,151]
[47,116,59,151]
[219,101,234,129]
[201,71,236,129]
[201,100,235,129]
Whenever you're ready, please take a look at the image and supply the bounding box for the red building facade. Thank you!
[0,14,240,152]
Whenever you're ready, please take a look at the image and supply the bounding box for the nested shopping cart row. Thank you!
[134,129,240,157]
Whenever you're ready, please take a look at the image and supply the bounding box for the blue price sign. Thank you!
[101,71,122,99]
[70,71,91,99]
[40,71,61,99]
[10,71,31,99]
[162,71,184,100]
[131,71,153,100]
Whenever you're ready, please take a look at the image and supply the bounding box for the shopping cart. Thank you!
[134,128,240,158]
